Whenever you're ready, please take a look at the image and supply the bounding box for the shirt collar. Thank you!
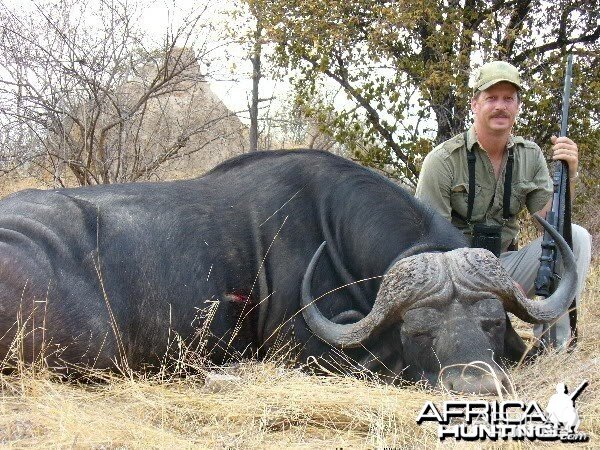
[468,126,516,151]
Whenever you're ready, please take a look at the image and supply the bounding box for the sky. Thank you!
[3,0,419,137]
[138,0,284,124]
[0,0,281,124]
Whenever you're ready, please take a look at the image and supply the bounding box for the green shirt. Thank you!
[415,127,553,252]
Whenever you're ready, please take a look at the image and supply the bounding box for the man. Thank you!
[415,60,591,349]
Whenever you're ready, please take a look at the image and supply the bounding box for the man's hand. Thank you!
[551,135,579,178]
[536,135,580,231]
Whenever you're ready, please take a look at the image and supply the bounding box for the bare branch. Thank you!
[0,0,240,185]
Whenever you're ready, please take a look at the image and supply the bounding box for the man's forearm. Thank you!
[533,200,552,231]
[570,175,578,200]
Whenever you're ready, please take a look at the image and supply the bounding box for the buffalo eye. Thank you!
[401,307,441,338]
[406,329,432,339]
[481,317,504,334]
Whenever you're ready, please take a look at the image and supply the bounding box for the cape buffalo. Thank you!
[0,150,576,393]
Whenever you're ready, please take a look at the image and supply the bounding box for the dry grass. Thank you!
[0,265,597,449]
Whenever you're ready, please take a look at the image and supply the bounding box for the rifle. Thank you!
[569,380,588,402]
[534,54,576,347]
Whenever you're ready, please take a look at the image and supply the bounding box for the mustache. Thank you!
[491,112,511,118]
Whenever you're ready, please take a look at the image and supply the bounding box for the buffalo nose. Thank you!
[440,364,511,395]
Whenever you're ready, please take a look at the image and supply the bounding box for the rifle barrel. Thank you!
[534,54,574,298]
[560,54,573,137]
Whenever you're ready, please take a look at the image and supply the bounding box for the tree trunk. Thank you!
[249,21,263,152]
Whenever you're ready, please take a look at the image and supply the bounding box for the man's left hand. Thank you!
[551,135,579,178]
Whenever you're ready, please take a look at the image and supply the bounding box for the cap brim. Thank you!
[477,78,522,91]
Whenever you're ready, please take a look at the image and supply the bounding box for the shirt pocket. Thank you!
[508,181,535,216]
[450,182,482,220]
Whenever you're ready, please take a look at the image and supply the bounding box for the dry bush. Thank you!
[579,201,600,263]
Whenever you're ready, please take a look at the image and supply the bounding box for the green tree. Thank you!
[250,0,599,189]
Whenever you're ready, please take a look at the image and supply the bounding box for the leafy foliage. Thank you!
[250,0,599,188]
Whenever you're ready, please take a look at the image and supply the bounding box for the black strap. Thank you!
[502,148,515,220]
[466,132,476,222]
[464,131,514,223]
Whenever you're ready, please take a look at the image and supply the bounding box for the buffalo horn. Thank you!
[501,214,578,323]
[301,242,451,348]
[449,214,578,323]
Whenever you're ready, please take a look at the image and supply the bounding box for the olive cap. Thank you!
[471,61,522,91]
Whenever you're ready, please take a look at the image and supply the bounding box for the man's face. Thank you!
[471,82,520,135]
